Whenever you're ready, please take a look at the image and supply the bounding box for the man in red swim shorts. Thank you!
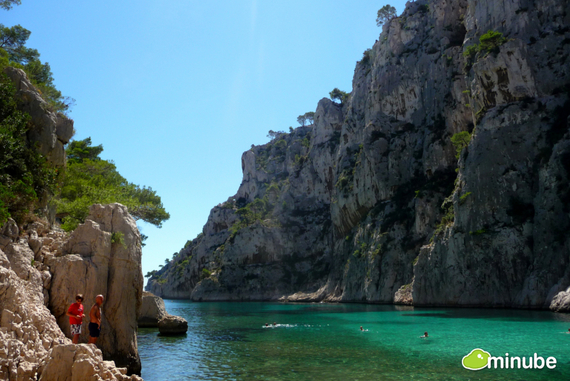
[66,294,85,344]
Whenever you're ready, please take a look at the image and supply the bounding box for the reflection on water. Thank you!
[138,301,570,381]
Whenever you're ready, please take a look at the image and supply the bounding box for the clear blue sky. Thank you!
[2,0,407,284]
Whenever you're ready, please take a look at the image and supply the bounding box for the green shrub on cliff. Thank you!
[55,137,170,231]
[462,30,508,71]
[450,131,472,158]
[478,30,508,54]
[360,49,373,65]
[0,73,58,225]
[200,268,211,280]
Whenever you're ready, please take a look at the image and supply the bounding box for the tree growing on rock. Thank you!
[450,131,472,158]
[376,5,396,26]
[297,112,315,127]
[55,137,170,231]
[329,88,349,105]
[65,138,103,164]
[267,130,285,140]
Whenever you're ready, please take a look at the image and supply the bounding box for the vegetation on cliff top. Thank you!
[0,23,74,114]
[55,137,170,231]
[376,5,397,26]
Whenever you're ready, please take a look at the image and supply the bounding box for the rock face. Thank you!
[550,289,570,313]
[138,291,168,327]
[3,67,74,168]
[0,219,141,380]
[157,315,188,336]
[148,0,570,310]
[48,203,143,375]
[39,344,140,381]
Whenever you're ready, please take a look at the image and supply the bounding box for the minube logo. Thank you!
[462,348,557,370]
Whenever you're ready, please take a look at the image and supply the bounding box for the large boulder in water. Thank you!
[48,203,143,375]
[138,291,168,327]
[158,315,188,335]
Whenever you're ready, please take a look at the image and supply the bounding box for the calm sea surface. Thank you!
[138,300,570,380]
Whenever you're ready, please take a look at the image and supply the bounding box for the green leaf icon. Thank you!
[462,348,491,371]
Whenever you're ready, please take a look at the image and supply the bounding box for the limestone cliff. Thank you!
[4,66,74,168]
[0,213,142,380]
[48,203,144,375]
[148,0,570,309]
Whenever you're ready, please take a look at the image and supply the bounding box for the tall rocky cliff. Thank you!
[1,66,145,378]
[148,0,570,309]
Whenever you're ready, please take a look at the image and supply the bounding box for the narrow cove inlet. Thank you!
[2,0,570,379]
[138,301,570,381]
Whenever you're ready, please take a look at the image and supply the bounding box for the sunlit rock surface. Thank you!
[148,0,570,309]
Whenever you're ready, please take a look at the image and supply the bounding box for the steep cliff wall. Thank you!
[148,0,570,309]
[48,203,143,375]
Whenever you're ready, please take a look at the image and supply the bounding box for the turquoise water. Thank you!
[138,301,570,380]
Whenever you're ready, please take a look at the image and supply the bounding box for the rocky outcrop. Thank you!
[48,203,143,375]
[39,344,141,381]
[3,67,74,168]
[138,292,168,328]
[0,219,141,380]
[148,0,570,310]
[157,315,188,336]
[550,289,570,313]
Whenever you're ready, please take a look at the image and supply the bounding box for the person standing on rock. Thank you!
[66,294,85,344]
[88,294,104,344]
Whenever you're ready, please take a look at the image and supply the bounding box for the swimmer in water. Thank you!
[273,322,277,326]
[265,323,269,327]
[420,331,428,338]
[360,326,364,331]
